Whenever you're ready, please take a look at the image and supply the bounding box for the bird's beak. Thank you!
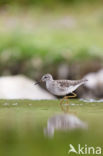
[34,80,42,85]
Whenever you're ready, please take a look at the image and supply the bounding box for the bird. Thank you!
[35,74,88,113]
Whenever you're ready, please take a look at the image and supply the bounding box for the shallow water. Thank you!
[80,98,103,103]
[0,99,103,156]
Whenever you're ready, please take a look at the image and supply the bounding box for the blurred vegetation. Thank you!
[0,0,102,6]
[0,1,103,79]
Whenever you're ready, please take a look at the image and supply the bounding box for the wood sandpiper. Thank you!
[35,74,88,113]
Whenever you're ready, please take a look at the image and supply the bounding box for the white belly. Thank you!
[46,81,67,96]
[46,81,82,96]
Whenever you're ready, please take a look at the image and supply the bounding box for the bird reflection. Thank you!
[44,113,87,137]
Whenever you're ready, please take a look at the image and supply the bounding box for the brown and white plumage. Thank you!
[35,74,88,96]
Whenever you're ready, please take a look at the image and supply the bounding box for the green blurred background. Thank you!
[0,1,103,156]
[0,0,103,81]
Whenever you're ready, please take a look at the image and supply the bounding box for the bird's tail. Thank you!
[77,78,88,84]
[79,78,88,87]
[82,78,88,83]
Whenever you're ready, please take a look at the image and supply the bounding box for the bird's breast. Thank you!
[46,81,68,96]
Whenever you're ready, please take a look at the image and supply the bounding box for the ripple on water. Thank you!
[12,103,18,106]
[80,98,103,103]
[3,103,9,106]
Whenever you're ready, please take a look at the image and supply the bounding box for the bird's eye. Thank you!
[45,76,47,79]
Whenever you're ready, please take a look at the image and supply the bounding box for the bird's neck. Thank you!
[46,80,53,88]
[46,79,53,84]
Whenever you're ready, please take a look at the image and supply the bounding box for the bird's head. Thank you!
[41,74,53,82]
[35,74,53,85]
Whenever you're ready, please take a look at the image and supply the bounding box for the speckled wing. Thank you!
[56,79,86,89]
[47,79,87,96]
[56,80,71,89]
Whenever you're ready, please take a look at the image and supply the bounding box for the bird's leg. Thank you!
[60,92,77,113]
[65,92,77,113]
[68,92,77,98]
[60,96,69,113]
[60,96,65,112]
